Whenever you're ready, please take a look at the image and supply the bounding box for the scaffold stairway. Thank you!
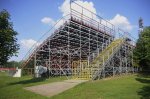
[74,38,125,80]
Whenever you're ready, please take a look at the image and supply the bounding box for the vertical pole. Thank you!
[80,25,82,74]
[112,47,115,77]
[102,33,105,51]
[88,57,89,68]
[97,31,99,54]
[67,21,70,79]
[88,24,91,79]
[97,32,100,79]
[80,5,83,72]
[131,47,134,73]
[34,53,36,77]
[48,40,51,78]
[119,49,122,75]
[103,55,105,78]
[125,44,128,74]
[60,49,62,78]
[89,29,90,68]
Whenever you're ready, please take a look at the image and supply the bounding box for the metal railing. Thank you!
[21,14,71,68]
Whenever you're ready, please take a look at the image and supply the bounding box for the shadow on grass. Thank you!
[136,78,150,83]
[137,72,150,78]
[138,86,150,99]
[136,74,150,99]
[8,77,46,85]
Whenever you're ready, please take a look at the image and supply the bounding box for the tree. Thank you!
[133,26,150,71]
[5,61,22,68]
[0,10,19,66]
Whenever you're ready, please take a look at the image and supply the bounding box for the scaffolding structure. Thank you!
[21,0,138,80]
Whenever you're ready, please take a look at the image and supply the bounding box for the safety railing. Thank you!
[21,14,71,68]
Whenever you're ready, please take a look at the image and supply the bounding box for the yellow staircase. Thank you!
[73,38,125,80]
[71,60,89,79]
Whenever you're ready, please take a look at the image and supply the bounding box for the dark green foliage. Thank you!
[134,26,150,71]
[4,61,23,68]
[0,10,19,65]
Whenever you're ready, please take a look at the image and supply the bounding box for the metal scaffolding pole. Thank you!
[21,0,135,80]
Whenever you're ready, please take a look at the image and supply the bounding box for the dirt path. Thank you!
[24,79,88,97]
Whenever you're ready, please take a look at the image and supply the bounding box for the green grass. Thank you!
[0,72,150,99]
[0,72,67,99]
[51,74,150,99]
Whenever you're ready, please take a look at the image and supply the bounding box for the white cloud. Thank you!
[41,17,55,25]
[57,0,101,30]
[20,39,40,49]
[59,0,97,19]
[109,14,132,31]
[58,0,134,32]
[42,1,134,33]
[58,0,70,16]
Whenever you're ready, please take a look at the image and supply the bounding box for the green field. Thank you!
[0,72,66,99]
[0,72,150,99]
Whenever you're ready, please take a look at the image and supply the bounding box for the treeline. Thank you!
[134,26,150,72]
[3,61,23,68]
[2,59,34,68]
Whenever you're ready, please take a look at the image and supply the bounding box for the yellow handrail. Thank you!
[74,38,125,80]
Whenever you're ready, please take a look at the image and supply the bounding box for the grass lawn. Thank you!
[0,72,66,99]
[0,72,150,99]
[51,74,150,99]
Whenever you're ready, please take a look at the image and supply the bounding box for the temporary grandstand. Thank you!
[21,0,138,80]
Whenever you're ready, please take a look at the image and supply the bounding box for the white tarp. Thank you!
[35,66,47,78]
[8,68,22,77]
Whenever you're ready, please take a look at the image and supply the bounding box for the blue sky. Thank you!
[0,0,150,61]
